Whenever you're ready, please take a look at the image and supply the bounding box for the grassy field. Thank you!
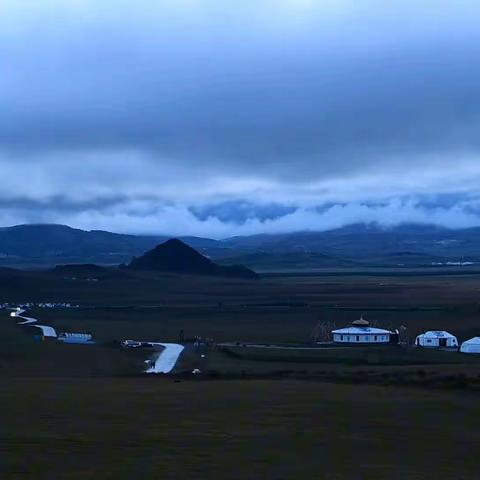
[11,271,480,345]
[2,378,480,480]
[4,271,480,377]
[220,343,480,365]
[3,271,480,478]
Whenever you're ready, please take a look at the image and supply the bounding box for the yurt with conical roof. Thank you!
[460,337,480,354]
[331,317,397,344]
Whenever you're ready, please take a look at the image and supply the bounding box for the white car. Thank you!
[121,339,142,348]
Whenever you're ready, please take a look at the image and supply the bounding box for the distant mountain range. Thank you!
[1,223,480,270]
[0,224,217,267]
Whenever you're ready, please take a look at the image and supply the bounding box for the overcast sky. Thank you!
[2,0,480,237]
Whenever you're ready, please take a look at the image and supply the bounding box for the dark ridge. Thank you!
[127,238,258,279]
[52,264,108,274]
[0,224,221,263]
[51,264,129,279]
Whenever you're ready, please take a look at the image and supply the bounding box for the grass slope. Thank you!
[2,378,480,480]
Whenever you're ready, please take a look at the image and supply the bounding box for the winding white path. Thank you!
[16,316,37,325]
[9,308,182,372]
[11,308,58,338]
[145,343,184,374]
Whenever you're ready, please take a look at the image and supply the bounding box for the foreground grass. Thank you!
[2,378,480,479]
[220,343,480,365]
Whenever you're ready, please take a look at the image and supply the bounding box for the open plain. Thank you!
[2,270,480,478]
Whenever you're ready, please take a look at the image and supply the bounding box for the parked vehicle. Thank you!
[121,339,142,348]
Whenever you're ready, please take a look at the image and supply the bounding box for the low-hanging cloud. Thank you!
[1,194,480,238]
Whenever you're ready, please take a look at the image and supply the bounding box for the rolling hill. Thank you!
[126,238,258,278]
[0,224,221,267]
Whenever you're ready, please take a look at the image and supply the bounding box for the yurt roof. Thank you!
[332,327,392,335]
[462,337,480,344]
[352,317,370,326]
[419,331,457,339]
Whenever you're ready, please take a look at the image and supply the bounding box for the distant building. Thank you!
[415,331,458,348]
[57,332,93,344]
[331,317,397,344]
[460,337,480,354]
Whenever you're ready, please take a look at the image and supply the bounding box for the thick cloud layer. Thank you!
[2,1,480,236]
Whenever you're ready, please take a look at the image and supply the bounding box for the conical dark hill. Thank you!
[126,238,258,279]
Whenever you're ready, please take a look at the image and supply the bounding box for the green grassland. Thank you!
[4,271,480,378]
[3,271,480,478]
[220,343,480,365]
[2,378,480,480]
[6,269,480,343]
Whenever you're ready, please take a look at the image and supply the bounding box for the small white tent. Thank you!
[415,331,458,348]
[460,337,480,354]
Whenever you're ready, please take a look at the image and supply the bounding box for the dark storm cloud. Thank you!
[190,201,297,224]
[2,1,480,234]
[3,1,480,168]
[0,195,130,213]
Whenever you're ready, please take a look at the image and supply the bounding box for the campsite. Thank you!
[4,268,480,380]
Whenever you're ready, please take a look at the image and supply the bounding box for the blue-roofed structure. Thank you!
[331,317,397,344]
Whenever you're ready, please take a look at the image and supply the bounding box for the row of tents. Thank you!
[415,331,480,353]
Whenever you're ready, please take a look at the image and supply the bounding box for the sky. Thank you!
[2,0,480,237]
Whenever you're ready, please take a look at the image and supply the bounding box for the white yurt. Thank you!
[331,317,396,344]
[460,337,480,354]
[415,331,458,348]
